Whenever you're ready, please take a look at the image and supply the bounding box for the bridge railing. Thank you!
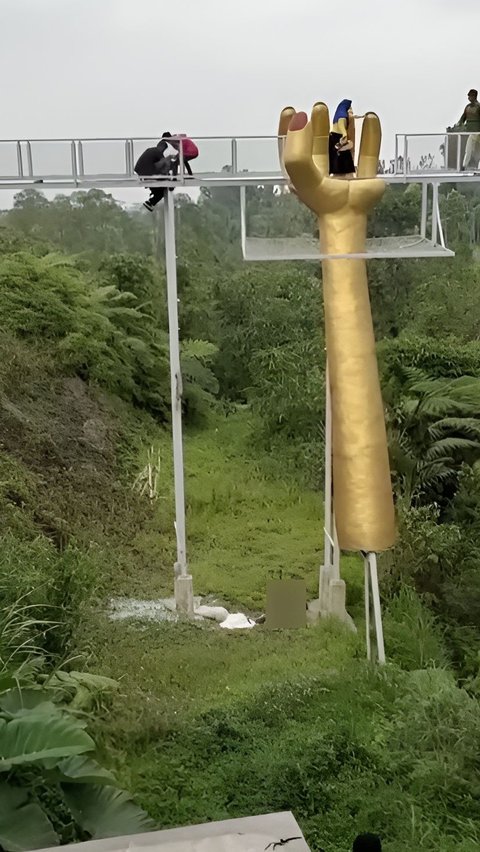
[0,136,284,183]
[393,132,478,176]
[0,133,478,185]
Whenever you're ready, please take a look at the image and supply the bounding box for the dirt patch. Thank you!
[0,335,156,558]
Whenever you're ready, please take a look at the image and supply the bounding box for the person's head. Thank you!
[162,130,180,149]
[352,833,382,852]
[468,89,478,103]
[333,99,353,123]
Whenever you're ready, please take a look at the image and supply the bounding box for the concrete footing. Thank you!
[174,572,194,615]
[308,567,357,633]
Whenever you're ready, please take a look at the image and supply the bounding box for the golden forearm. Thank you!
[320,214,396,552]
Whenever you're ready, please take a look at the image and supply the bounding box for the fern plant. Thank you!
[386,368,480,506]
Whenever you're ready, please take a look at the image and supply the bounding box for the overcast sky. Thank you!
[0,0,478,204]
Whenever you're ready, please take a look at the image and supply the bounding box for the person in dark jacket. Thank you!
[352,833,382,851]
[134,140,173,211]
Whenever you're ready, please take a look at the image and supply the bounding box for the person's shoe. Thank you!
[143,200,154,211]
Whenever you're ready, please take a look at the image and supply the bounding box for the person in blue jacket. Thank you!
[329,99,356,176]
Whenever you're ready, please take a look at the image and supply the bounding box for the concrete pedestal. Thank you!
[174,572,194,615]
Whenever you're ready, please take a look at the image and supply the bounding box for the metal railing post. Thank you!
[124,139,135,176]
[231,138,238,175]
[78,141,85,177]
[128,139,134,176]
[70,141,78,183]
[16,142,24,178]
[179,137,185,185]
[26,142,33,178]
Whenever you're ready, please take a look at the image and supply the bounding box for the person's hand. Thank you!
[277,102,384,218]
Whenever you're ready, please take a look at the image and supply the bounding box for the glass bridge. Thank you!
[0,131,478,260]
[0,132,478,190]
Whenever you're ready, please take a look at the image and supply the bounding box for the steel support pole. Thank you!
[323,364,333,576]
[432,182,439,245]
[366,552,385,665]
[364,556,371,661]
[163,190,193,613]
[319,364,334,608]
[240,185,247,257]
[420,182,428,239]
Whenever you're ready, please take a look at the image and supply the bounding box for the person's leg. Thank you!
[144,158,171,208]
[184,158,193,176]
[463,134,474,169]
[473,134,480,168]
[144,187,165,210]
[150,187,165,206]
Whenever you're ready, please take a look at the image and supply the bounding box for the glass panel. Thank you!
[28,141,73,178]
[79,140,128,177]
[245,185,317,238]
[236,137,280,175]
[404,134,449,173]
[0,142,19,179]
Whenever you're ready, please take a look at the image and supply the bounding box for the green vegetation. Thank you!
[0,183,479,850]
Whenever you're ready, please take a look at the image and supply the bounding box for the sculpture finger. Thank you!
[311,102,330,176]
[278,106,296,175]
[357,112,382,178]
[284,112,319,193]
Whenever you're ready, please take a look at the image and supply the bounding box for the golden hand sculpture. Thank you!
[278,103,396,551]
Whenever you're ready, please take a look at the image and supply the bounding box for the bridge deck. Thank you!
[243,234,455,261]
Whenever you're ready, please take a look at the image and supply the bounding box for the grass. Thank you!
[88,408,480,852]
[122,410,362,609]
[1,357,474,851]
[91,617,359,730]
[90,406,363,727]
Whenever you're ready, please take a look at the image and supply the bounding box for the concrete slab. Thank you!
[35,811,311,852]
